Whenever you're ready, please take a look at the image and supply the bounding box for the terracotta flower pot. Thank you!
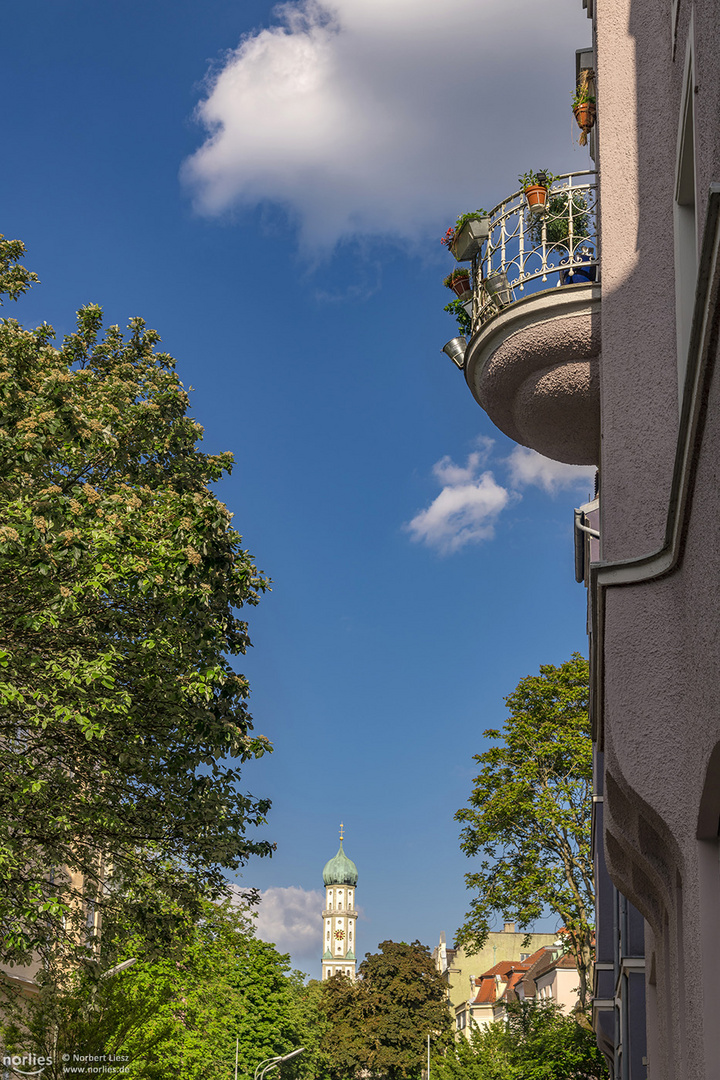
[524,185,548,215]
[573,102,597,146]
[449,276,472,300]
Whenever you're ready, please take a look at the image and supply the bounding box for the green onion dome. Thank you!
[322,841,358,886]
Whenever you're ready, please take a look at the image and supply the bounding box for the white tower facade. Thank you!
[321,825,358,980]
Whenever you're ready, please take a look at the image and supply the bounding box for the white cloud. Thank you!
[406,440,595,554]
[251,885,324,957]
[182,0,592,249]
[406,451,510,554]
[506,446,595,495]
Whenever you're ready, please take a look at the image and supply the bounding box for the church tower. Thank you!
[321,824,358,980]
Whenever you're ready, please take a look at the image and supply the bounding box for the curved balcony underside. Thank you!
[464,284,601,466]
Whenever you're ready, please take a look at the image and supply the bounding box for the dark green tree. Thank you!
[318,940,453,1080]
[431,1001,608,1080]
[456,654,594,1009]
[0,238,272,964]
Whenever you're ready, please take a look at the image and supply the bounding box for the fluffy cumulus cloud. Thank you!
[505,445,595,494]
[405,446,510,555]
[251,885,324,958]
[182,0,591,248]
[406,440,594,554]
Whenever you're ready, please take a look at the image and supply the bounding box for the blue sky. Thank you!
[3,0,594,976]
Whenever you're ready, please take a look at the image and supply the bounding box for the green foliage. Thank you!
[432,1001,608,1080]
[440,211,487,249]
[454,210,487,233]
[572,86,596,108]
[0,251,273,965]
[443,268,470,288]
[518,170,556,190]
[0,900,316,1080]
[443,298,472,337]
[456,654,594,1010]
[317,941,453,1080]
[528,192,591,248]
[0,236,38,304]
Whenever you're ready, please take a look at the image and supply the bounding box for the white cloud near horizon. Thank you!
[251,885,324,958]
[182,0,591,249]
[406,442,593,554]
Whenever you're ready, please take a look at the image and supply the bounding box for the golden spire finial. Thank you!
[340,822,344,842]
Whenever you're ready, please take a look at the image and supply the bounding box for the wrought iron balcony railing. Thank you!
[470,171,598,334]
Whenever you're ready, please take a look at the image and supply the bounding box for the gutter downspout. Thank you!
[590,185,720,747]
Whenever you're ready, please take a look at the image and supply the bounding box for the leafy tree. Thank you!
[0,238,272,965]
[0,900,316,1080]
[456,654,594,1009]
[431,1001,607,1080]
[318,941,453,1080]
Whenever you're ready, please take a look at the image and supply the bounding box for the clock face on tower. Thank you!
[334,929,345,940]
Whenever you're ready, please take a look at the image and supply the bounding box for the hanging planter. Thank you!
[573,101,596,146]
[451,216,490,262]
[483,270,513,310]
[573,69,596,147]
[441,337,467,370]
[518,170,555,216]
[444,268,472,303]
[441,210,489,262]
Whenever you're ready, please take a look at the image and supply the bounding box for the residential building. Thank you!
[438,0,720,1075]
[321,826,358,980]
[433,927,557,1012]
[454,946,581,1036]
[519,949,580,1015]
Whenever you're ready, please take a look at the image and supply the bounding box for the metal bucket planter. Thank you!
[441,337,467,369]
[484,271,513,310]
[452,217,490,262]
[523,185,548,216]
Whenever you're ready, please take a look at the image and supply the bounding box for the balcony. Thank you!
[456,172,600,466]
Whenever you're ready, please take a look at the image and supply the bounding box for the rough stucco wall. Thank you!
[598,1,720,1078]
[597,0,678,562]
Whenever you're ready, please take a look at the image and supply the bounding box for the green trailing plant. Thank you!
[444,298,472,336]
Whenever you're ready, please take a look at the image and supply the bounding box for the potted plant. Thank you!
[572,86,596,147]
[444,267,473,302]
[518,170,555,215]
[483,269,513,309]
[441,209,489,262]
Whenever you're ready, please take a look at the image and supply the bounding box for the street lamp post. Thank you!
[252,1047,305,1080]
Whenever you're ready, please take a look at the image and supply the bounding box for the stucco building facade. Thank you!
[439,1,720,1076]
